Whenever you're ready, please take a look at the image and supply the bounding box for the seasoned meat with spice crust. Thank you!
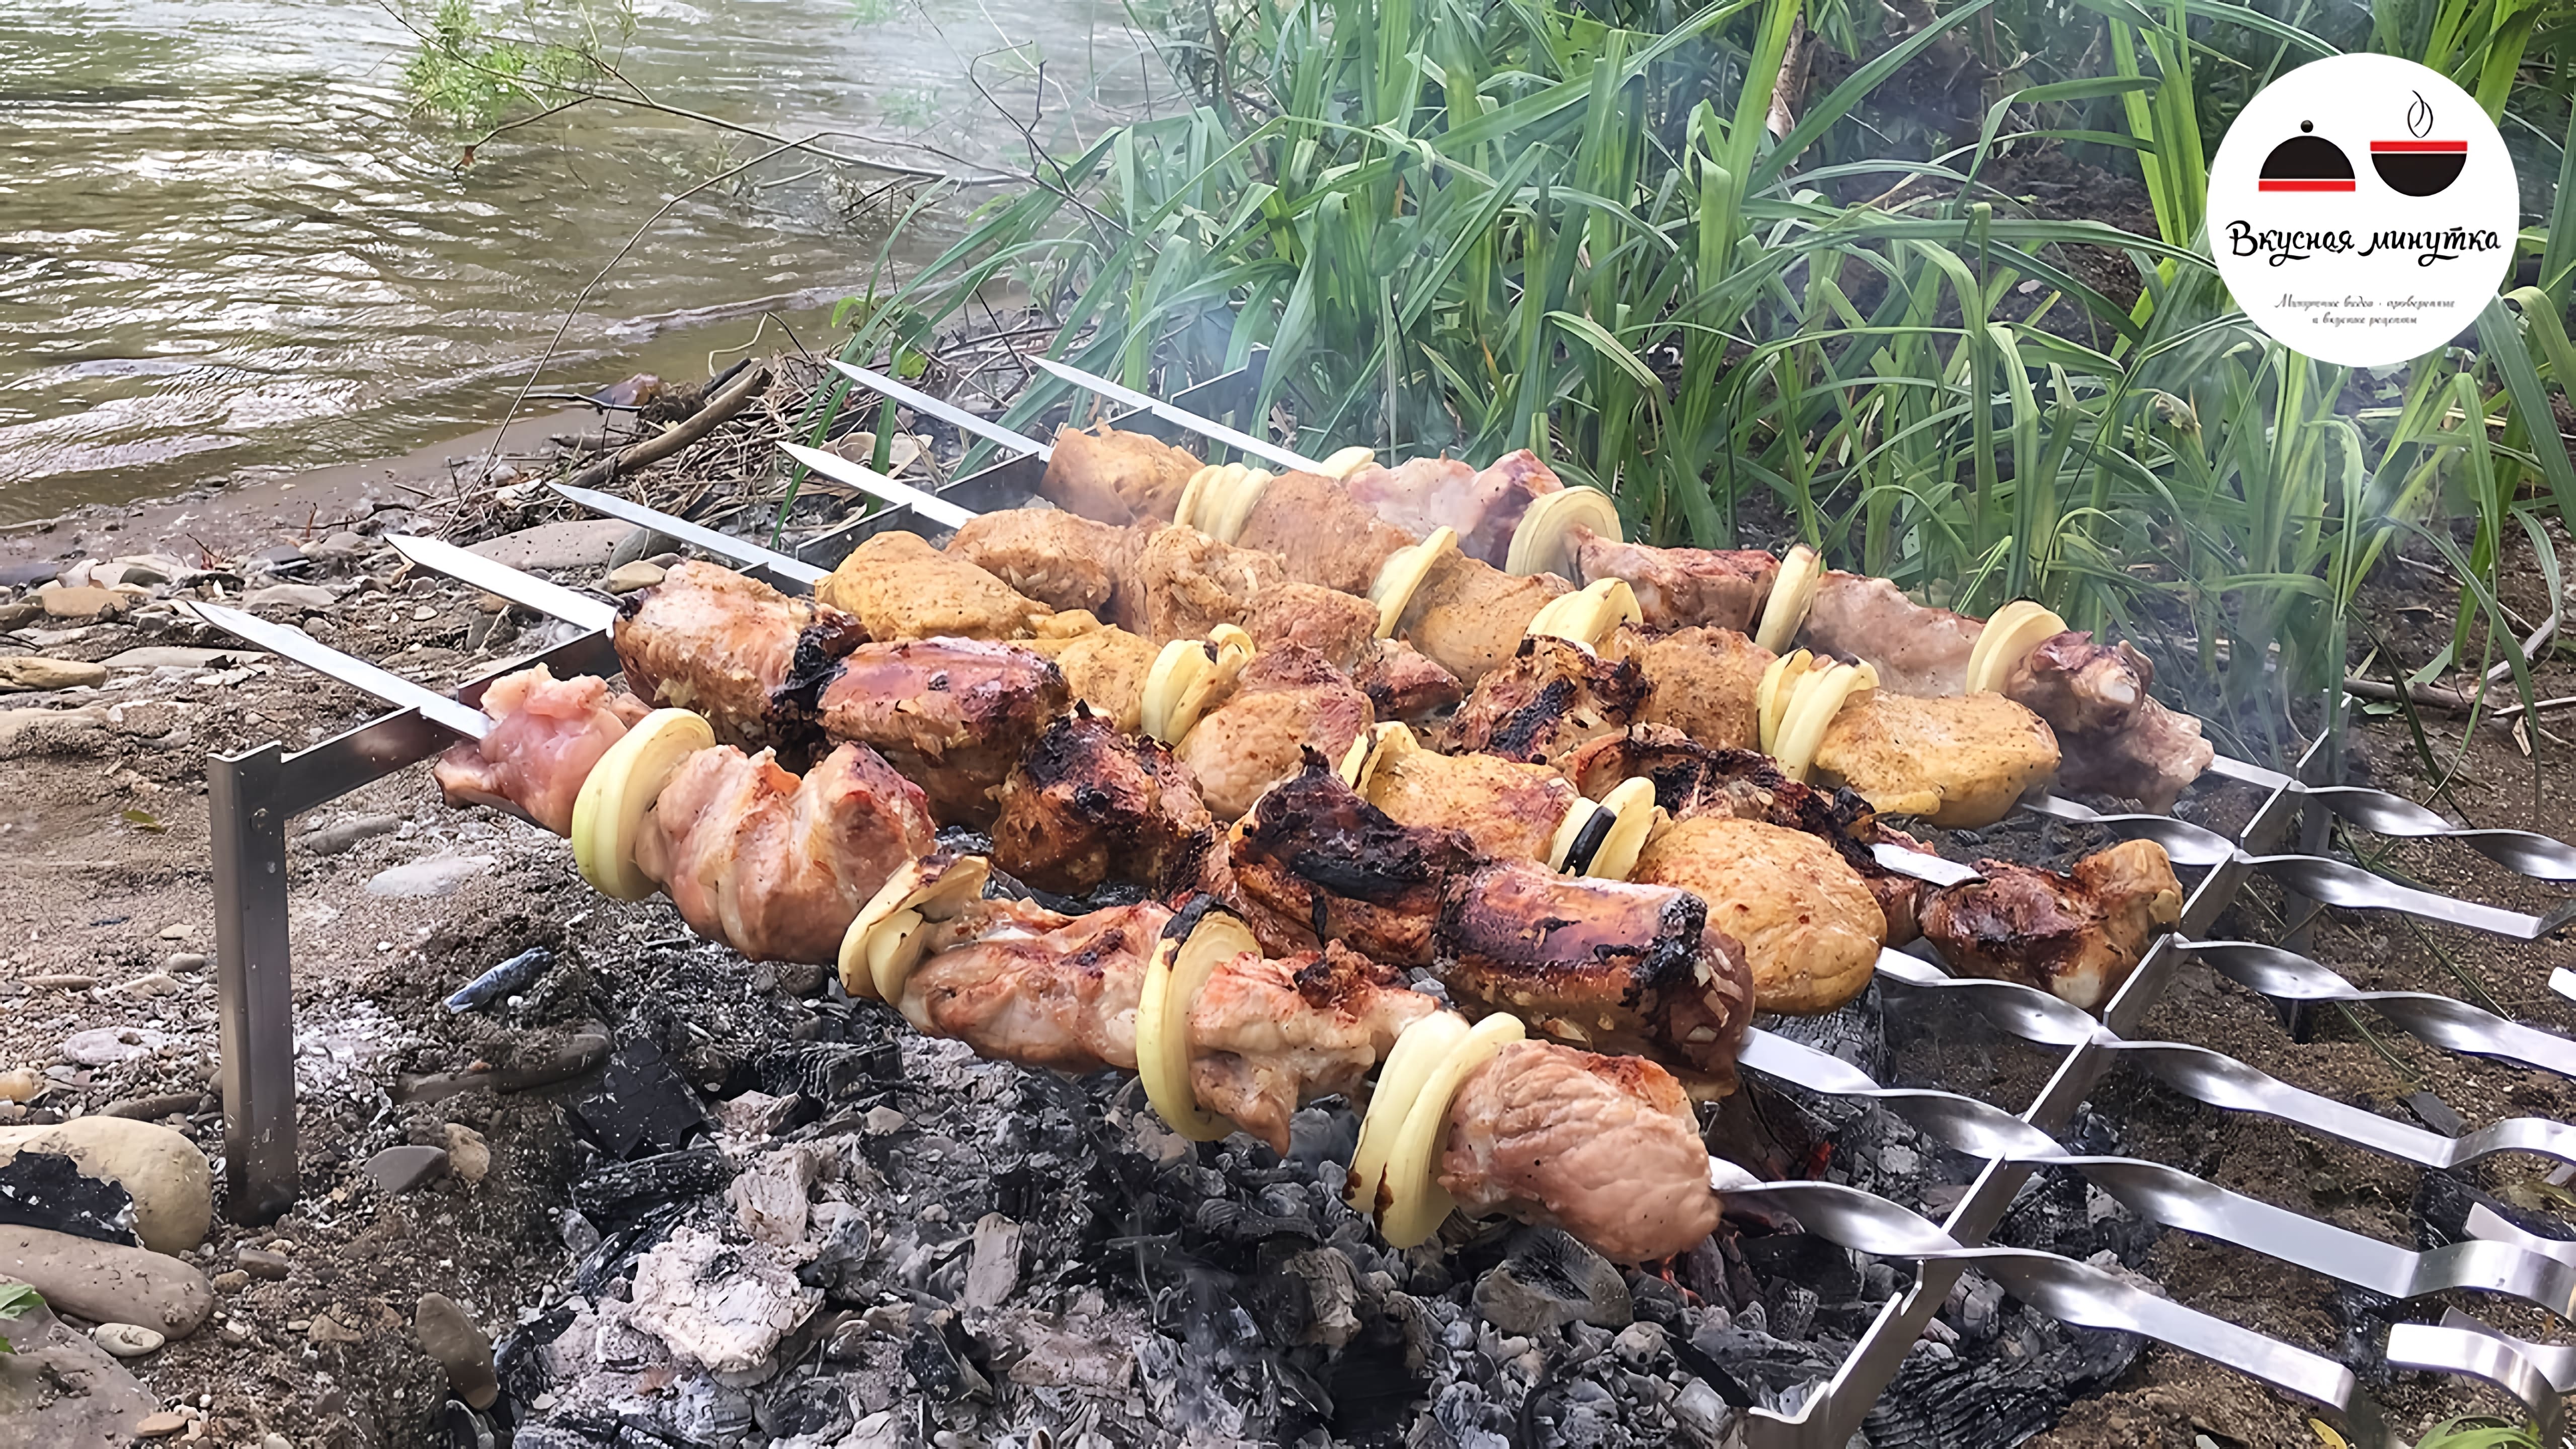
[1630,815,1885,1015]
[1039,423,1202,526]
[1814,690,2058,829]
[945,509,1142,616]
[900,898,1174,1073]
[2006,633,2214,812]
[1392,550,1570,690]
[1919,840,2183,1011]
[1605,624,1772,752]
[1234,469,1420,598]
[1353,638,1465,724]
[992,708,1219,896]
[814,638,1070,827]
[1175,645,1374,822]
[1436,860,1754,1096]
[1187,939,1437,1154]
[1023,615,1157,734]
[1798,571,1982,696]
[817,530,1048,641]
[614,561,867,754]
[1364,746,1581,866]
[1574,528,1776,633]
[1443,636,1649,765]
[1438,1041,1720,1263]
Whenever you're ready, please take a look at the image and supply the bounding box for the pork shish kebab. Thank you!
[840,855,1728,1263]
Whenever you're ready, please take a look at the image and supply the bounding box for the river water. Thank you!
[0,0,1164,524]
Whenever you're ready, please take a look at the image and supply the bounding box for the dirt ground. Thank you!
[0,423,2570,1448]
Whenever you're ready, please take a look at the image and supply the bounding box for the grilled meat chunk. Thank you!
[1186,939,1438,1155]
[945,509,1141,616]
[1437,860,1754,1095]
[1439,1041,1720,1263]
[1607,625,1772,752]
[1175,646,1374,822]
[814,638,1070,826]
[434,665,649,835]
[1024,614,1157,734]
[1117,523,1372,666]
[817,531,1048,641]
[1345,450,1562,568]
[1573,528,1776,633]
[1814,691,2059,829]
[1392,549,1571,689]
[992,708,1219,896]
[1365,746,1582,866]
[1630,815,1885,1015]
[1353,638,1465,725]
[2006,633,2214,812]
[1235,470,1421,597]
[900,897,1173,1073]
[1919,840,2184,1011]
[615,561,868,753]
[1444,636,1649,765]
[1798,571,1982,696]
[1227,754,1476,964]
[1242,583,1380,673]
[1039,423,1202,526]
[634,743,936,965]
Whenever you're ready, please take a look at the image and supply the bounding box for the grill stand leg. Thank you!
[210,745,300,1224]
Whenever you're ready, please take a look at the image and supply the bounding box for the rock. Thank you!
[628,1226,820,1375]
[234,1246,290,1280]
[0,1226,213,1337]
[305,1313,361,1344]
[308,532,371,562]
[98,646,261,670]
[58,1026,172,1067]
[0,1118,213,1255]
[163,953,205,973]
[107,554,186,588]
[39,588,126,621]
[154,922,189,941]
[1473,1228,1633,1335]
[363,1145,449,1193]
[97,1094,200,1123]
[136,1409,186,1437]
[608,526,680,569]
[260,1435,292,1449]
[862,1106,907,1136]
[0,599,42,630]
[0,657,107,692]
[306,813,399,857]
[364,853,493,899]
[0,558,62,590]
[961,1213,1022,1311]
[244,544,310,575]
[467,519,634,573]
[90,1323,164,1357]
[604,560,666,594]
[242,583,334,612]
[23,975,93,992]
[0,1301,162,1449]
[209,1270,248,1292]
[0,1070,44,1102]
[114,972,179,999]
[443,1123,490,1184]
[415,1293,499,1409]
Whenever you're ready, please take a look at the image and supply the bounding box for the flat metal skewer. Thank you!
[385,535,621,634]
[825,359,1055,461]
[186,603,492,740]
[547,482,828,587]
[1031,356,1325,473]
[775,442,979,531]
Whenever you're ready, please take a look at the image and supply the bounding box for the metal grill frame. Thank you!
[198,349,2576,1444]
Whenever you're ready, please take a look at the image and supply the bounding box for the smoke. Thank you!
[2408,90,2434,138]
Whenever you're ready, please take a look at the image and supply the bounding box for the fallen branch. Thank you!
[565,363,771,492]
[2342,604,2562,713]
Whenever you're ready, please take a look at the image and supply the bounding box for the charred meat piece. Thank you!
[1174,645,1374,822]
[1608,624,1772,752]
[945,509,1142,616]
[1630,815,1885,1015]
[2006,633,2214,813]
[1443,636,1649,765]
[816,531,1048,641]
[1353,638,1465,725]
[900,897,1174,1073]
[1039,423,1202,526]
[1393,549,1570,690]
[992,708,1219,896]
[1573,528,1776,633]
[1187,940,1438,1155]
[1798,571,1982,696]
[814,638,1071,827]
[1919,840,2183,1011]
[1439,1040,1720,1263]
[633,743,936,965]
[1366,746,1583,866]
[1235,470,1420,598]
[614,561,868,754]
[1345,450,1562,568]
[1815,691,2059,829]
[1437,860,1754,1096]
[1226,753,1476,964]
[434,665,648,835]
[1024,614,1157,734]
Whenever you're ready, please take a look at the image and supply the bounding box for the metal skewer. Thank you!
[775,442,980,531]
[547,482,827,587]
[825,360,1055,461]
[187,603,493,741]
[1030,356,1326,473]
[386,536,621,634]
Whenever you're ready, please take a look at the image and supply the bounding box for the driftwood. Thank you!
[565,362,772,493]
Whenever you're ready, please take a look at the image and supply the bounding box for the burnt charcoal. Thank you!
[493,1303,579,1415]
[567,1039,707,1161]
[1194,1194,1324,1244]
[1864,1302,2141,1449]
[2412,1167,2574,1248]
[445,946,553,1014]
[0,1150,139,1246]
[439,1399,496,1449]
[905,1313,991,1403]
[1473,1228,1633,1335]
[2403,1089,2465,1137]
[754,1038,903,1105]
[570,1202,682,1297]
[1736,1231,1861,1301]
[1687,1315,1846,1400]
[1626,1270,1686,1327]
[572,1148,734,1224]
[754,1377,850,1439]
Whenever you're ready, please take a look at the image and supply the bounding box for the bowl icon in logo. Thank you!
[2259,121,2355,192]
[2370,92,2467,197]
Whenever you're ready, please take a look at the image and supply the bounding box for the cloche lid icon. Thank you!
[2259,121,2356,192]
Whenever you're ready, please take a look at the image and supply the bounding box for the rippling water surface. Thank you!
[0,0,1161,523]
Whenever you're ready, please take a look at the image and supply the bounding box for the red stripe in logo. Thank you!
[2370,140,2467,152]
[2259,179,2357,191]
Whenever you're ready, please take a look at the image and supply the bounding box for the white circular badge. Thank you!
[2207,53,2517,367]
